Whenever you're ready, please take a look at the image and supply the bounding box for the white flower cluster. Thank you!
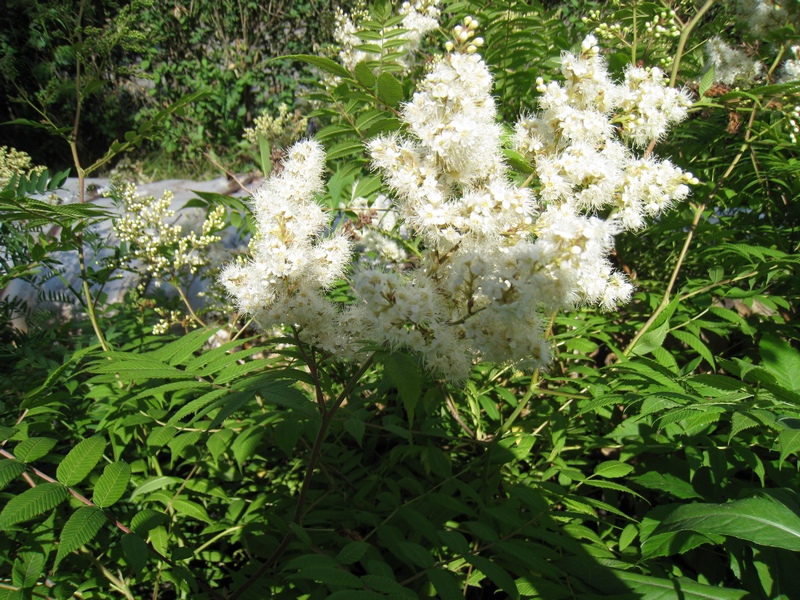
[219,142,358,352]
[705,37,763,86]
[781,45,800,83]
[222,35,697,383]
[113,182,225,278]
[735,0,799,37]
[333,0,440,73]
[514,35,696,231]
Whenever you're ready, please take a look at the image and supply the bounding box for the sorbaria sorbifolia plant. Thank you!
[221,32,697,383]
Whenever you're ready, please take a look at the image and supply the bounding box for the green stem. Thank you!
[624,103,759,356]
[228,353,376,599]
[670,0,716,87]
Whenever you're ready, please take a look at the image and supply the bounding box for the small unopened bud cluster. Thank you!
[243,103,308,152]
[643,10,680,39]
[445,16,484,54]
[0,146,46,189]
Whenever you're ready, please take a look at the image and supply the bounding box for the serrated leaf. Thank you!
[280,54,352,79]
[760,334,800,391]
[130,476,180,500]
[0,482,68,529]
[130,508,168,534]
[93,461,131,508]
[12,552,45,588]
[231,426,263,468]
[778,424,800,466]
[147,426,177,449]
[730,412,761,440]
[593,460,634,479]
[337,541,370,564]
[611,569,747,599]
[361,574,416,597]
[426,568,464,600]
[699,63,716,97]
[397,542,436,569]
[14,437,57,463]
[122,532,149,574]
[377,72,403,107]
[54,506,106,569]
[57,435,106,486]
[383,351,422,423]
[288,566,363,588]
[671,329,715,369]
[172,499,212,523]
[631,320,669,356]
[354,61,376,87]
[343,418,365,447]
[654,492,800,551]
[465,555,519,599]
[619,523,638,552]
[289,522,312,544]
[0,459,25,490]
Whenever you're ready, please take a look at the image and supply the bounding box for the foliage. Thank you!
[131,0,346,176]
[0,0,799,598]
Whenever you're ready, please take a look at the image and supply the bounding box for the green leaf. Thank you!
[360,574,415,597]
[593,460,634,479]
[671,329,715,369]
[14,437,57,463]
[56,435,106,486]
[354,61,376,87]
[54,506,106,569]
[231,426,263,468]
[130,476,181,500]
[778,422,800,466]
[288,566,363,588]
[642,529,725,559]
[12,552,45,588]
[377,72,404,107]
[631,320,669,356]
[654,492,800,551]
[147,426,177,449]
[336,541,370,564]
[0,482,69,529]
[280,54,352,79]
[93,461,131,508]
[383,351,422,423]
[0,459,25,490]
[426,568,464,600]
[122,533,149,575]
[172,499,212,524]
[465,555,519,599]
[699,63,716,97]
[130,509,168,534]
[760,334,800,391]
[611,569,747,599]
[397,541,435,568]
[258,133,272,177]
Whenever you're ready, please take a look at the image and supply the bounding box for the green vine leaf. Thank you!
[56,435,106,486]
[54,506,107,570]
[0,482,69,530]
